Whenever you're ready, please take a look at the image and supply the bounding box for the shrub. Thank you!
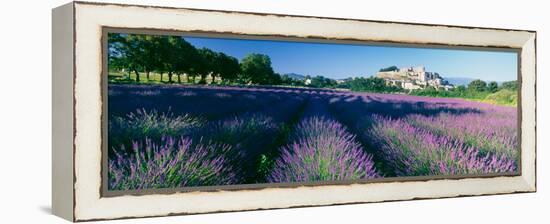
[407,112,518,160]
[379,65,399,72]
[199,114,279,158]
[501,81,518,91]
[109,108,204,150]
[368,115,516,176]
[198,113,280,181]
[108,136,237,190]
[269,117,379,182]
[484,89,518,106]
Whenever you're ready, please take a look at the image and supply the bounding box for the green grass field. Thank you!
[108,71,221,85]
[467,89,518,107]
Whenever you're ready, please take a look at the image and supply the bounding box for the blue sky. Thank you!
[184,36,517,82]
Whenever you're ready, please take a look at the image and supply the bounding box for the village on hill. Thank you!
[375,66,454,90]
[283,65,455,91]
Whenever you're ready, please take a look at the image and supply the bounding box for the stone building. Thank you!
[376,66,453,90]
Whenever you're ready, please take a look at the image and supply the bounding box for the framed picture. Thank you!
[52,1,536,222]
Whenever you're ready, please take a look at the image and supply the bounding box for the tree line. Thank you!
[108,33,518,104]
[350,77,403,93]
[108,33,281,85]
[344,76,518,103]
[410,79,518,104]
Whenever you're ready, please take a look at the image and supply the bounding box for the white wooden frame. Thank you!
[52,1,536,222]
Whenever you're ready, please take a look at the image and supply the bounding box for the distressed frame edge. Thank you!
[520,32,537,192]
[52,2,75,222]
[69,1,537,222]
[75,0,536,33]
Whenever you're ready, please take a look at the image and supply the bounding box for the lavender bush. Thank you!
[198,113,281,181]
[200,114,279,158]
[407,111,518,160]
[109,136,237,190]
[269,117,379,182]
[367,115,516,176]
[107,84,519,188]
[109,108,204,150]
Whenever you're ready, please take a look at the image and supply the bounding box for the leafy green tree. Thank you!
[379,65,399,72]
[216,53,240,84]
[349,77,388,92]
[423,86,438,95]
[108,34,130,78]
[108,33,145,82]
[239,53,277,85]
[160,36,200,83]
[280,74,305,86]
[178,38,201,83]
[280,74,293,85]
[335,81,350,89]
[468,79,487,92]
[501,80,518,91]
[488,81,499,93]
[455,85,466,92]
[310,76,324,88]
[164,36,181,83]
[269,73,283,85]
[153,36,172,82]
[135,35,164,81]
[196,48,219,84]
[310,76,337,88]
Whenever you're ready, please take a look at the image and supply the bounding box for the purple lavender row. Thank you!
[108,108,205,151]
[197,90,307,158]
[367,115,516,176]
[107,89,307,187]
[326,91,518,175]
[108,85,306,151]
[107,111,279,189]
[109,84,303,121]
[407,111,518,161]
[268,116,379,183]
[197,94,307,182]
[109,137,238,190]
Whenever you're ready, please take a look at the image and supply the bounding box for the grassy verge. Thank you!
[411,89,517,107]
[108,71,220,85]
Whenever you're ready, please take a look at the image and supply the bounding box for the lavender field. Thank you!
[107,84,518,191]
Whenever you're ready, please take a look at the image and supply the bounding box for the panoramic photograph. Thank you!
[106,32,519,191]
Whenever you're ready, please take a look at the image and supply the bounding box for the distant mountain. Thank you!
[284,73,306,80]
[445,77,476,86]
